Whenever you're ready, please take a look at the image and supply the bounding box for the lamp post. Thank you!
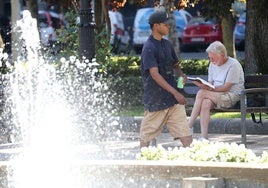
[79,0,95,60]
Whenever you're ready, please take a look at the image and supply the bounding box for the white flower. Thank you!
[136,140,263,163]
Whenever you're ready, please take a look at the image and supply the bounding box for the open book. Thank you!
[187,76,215,89]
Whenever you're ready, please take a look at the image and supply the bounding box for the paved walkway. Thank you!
[0,132,267,161]
[111,116,268,157]
[68,131,268,161]
[0,117,267,161]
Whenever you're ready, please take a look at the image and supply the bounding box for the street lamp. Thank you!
[79,0,95,60]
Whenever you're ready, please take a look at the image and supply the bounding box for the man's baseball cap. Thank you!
[148,11,172,24]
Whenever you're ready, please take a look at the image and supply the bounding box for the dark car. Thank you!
[181,17,222,52]
[234,12,246,51]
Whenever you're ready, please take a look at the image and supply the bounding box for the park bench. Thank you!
[182,74,268,146]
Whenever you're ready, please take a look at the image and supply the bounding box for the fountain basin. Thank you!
[1,160,268,187]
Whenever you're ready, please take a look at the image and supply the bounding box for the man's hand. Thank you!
[182,74,187,85]
[173,92,187,105]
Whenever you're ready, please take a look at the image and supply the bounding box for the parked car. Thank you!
[48,10,68,30]
[38,10,57,47]
[181,17,222,52]
[38,10,69,54]
[109,11,130,54]
[133,8,192,54]
[234,12,246,51]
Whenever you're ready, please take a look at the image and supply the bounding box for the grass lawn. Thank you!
[117,105,144,116]
[211,112,267,119]
[118,105,268,119]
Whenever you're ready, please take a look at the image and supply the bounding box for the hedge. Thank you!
[104,56,210,109]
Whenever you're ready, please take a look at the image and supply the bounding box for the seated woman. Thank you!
[188,41,245,140]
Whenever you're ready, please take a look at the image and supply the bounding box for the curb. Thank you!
[116,116,268,134]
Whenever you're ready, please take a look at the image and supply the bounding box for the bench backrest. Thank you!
[245,74,268,88]
[244,75,268,107]
[184,74,268,97]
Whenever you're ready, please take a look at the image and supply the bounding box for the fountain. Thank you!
[0,10,127,187]
[0,10,268,188]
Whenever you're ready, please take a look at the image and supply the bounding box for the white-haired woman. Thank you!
[188,41,244,140]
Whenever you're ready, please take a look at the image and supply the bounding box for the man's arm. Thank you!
[173,64,185,76]
[149,67,187,105]
[173,63,187,83]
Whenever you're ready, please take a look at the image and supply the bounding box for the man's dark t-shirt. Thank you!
[141,35,179,112]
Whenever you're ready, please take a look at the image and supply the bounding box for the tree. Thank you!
[244,0,268,74]
[159,0,181,58]
[94,0,112,63]
[33,0,268,74]
[11,0,22,61]
[24,0,38,19]
[190,0,236,58]
[79,0,95,60]
[111,0,237,57]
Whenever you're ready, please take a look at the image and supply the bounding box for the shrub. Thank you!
[105,75,142,109]
[102,56,141,77]
[104,56,210,108]
[179,59,209,75]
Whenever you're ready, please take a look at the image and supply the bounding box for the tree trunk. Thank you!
[94,0,111,62]
[79,0,95,60]
[25,0,38,19]
[221,11,236,58]
[159,0,180,58]
[11,0,21,62]
[245,0,268,74]
[94,0,107,34]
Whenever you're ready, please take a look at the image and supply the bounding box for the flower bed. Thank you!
[137,139,268,163]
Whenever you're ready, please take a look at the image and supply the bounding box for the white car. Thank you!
[133,8,192,54]
[108,11,130,54]
[38,10,57,46]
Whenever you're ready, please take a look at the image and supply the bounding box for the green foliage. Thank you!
[116,105,144,116]
[56,10,113,64]
[106,75,142,109]
[0,52,12,74]
[137,140,268,163]
[57,10,79,57]
[104,56,209,77]
[102,56,141,77]
[95,28,113,64]
[103,56,210,109]
[179,59,209,75]
[260,151,268,163]
[202,0,234,20]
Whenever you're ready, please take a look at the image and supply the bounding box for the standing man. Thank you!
[140,10,192,148]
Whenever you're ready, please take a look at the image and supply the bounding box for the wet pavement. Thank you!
[97,132,268,159]
[0,117,267,161]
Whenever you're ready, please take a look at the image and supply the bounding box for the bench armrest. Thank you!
[242,87,268,94]
[240,87,268,110]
